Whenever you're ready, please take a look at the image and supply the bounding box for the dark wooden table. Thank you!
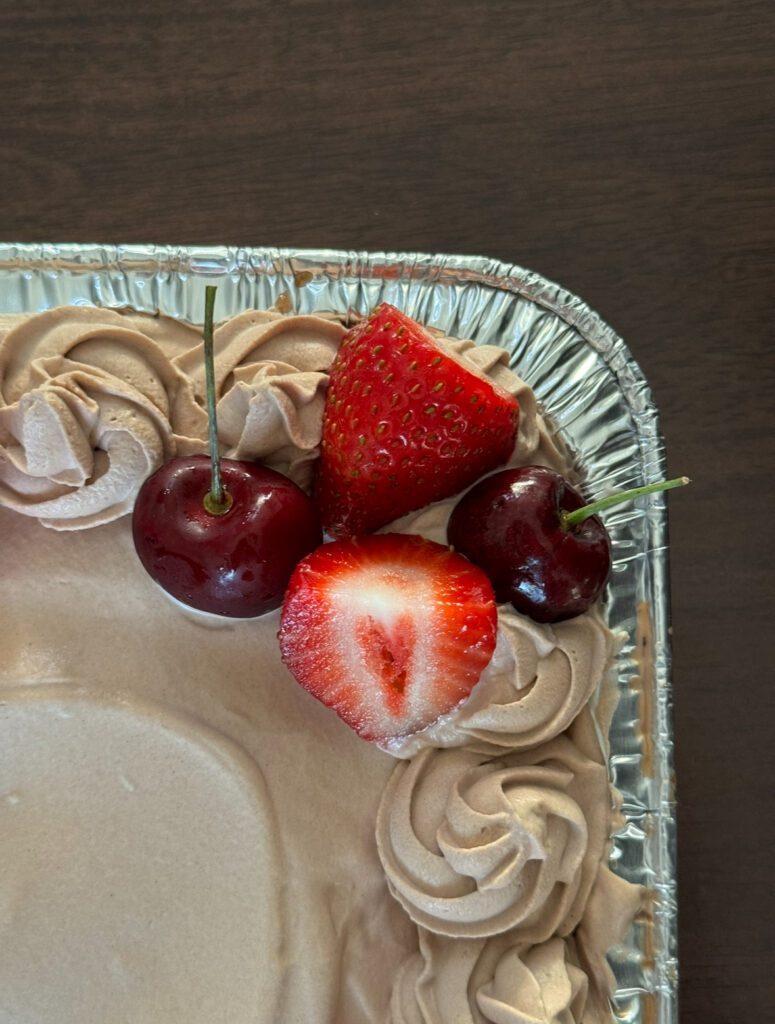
[2,2,772,1020]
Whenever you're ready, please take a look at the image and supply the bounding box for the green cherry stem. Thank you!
[202,285,233,516]
[561,476,690,529]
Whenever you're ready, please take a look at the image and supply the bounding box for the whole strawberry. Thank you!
[314,304,520,537]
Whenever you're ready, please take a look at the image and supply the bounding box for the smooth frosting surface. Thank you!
[0,306,639,1023]
[0,504,415,1022]
[0,688,283,1024]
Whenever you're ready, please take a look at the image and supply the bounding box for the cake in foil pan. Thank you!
[0,243,677,1024]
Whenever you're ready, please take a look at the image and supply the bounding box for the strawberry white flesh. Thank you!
[279,534,497,743]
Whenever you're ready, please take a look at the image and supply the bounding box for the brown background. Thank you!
[1,2,773,1021]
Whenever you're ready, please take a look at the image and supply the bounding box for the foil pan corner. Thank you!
[0,241,678,1024]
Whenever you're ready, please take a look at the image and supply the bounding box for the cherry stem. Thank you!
[202,286,232,516]
[562,476,690,529]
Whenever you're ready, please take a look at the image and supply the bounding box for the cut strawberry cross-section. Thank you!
[278,534,497,744]
[314,303,520,537]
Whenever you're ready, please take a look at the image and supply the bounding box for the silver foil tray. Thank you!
[0,242,678,1023]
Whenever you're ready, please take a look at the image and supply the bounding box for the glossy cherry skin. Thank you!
[132,455,322,617]
[447,466,611,623]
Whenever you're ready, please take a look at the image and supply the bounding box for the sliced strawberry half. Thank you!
[278,533,497,744]
[314,303,520,537]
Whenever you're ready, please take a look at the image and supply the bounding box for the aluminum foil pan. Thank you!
[0,242,678,1023]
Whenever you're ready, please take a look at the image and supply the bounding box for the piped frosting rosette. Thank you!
[0,305,569,530]
[389,930,596,1024]
[173,309,345,490]
[387,865,642,1024]
[376,736,609,942]
[0,308,207,528]
[382,609,614,759]
[0,306,348,527]
[441,336,570,478]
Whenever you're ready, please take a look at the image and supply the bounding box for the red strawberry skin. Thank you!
[278,534,497,744]
[314,304,519,537]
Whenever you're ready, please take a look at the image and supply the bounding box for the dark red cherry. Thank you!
[132,454,322,617]
[448,466,689,623]
[447,466,611,623]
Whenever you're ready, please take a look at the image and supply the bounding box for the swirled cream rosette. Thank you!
[382,609,614,759]
[388,871,642,1024]
[389,930,598,1024]
[174,309,345,490]
[0,305,570,529]
[0,306,347,526]
[432,335,571,480]
[0,307,207,528]
[376,736,609,942]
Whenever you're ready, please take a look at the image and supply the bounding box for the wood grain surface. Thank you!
[1,2,773,1021]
